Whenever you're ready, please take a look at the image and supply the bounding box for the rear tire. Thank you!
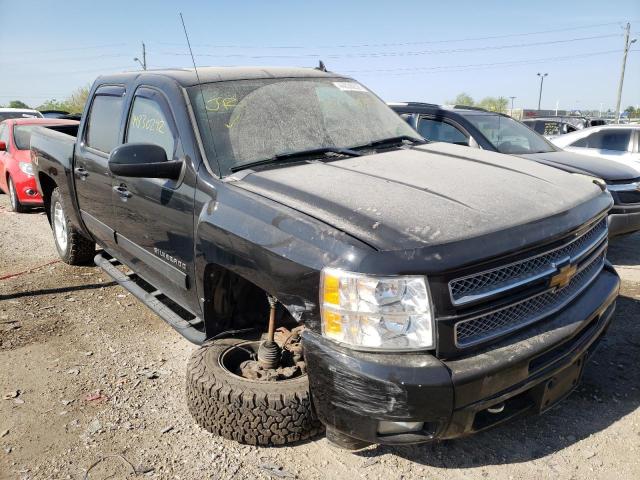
[50,187,95,265]
[186,338,323,446]
[8,176,28,213]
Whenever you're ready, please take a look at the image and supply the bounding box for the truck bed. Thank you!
[30,125,77,174]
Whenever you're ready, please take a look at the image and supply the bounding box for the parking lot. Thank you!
[0,194,638,480]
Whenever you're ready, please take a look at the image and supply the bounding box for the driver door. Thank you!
[110,87,198,310]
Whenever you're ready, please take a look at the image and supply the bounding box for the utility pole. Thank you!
[134,42,147,70]
[615,23,637,123]
[509,96,516,116]
[537,73,548,112]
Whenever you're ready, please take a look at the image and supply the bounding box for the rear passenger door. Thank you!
[110,87,197,309]
[75,85,126,250]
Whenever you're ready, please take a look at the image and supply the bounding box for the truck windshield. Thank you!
[190,78,421,175]
[465,114,557,155]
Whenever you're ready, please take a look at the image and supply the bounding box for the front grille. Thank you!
[455,250,606,347]
[449,218,607,306]
[617,190,640,204]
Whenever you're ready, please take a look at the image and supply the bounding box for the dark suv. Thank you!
[390,103,640,237]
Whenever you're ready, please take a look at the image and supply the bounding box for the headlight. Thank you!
[607,182,639,192]
[320,268,434,350]
[18,162,34,176]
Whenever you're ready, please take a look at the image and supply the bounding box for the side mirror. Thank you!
[0,141,6,151]
[108,143,182,180]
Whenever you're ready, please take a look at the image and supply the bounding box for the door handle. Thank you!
[113,185,132,199]
[74,167,89,179]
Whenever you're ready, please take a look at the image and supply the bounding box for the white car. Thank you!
[0,108,43,123]
[550,124,640,173]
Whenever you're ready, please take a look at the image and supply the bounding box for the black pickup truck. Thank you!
[31,67,619,449]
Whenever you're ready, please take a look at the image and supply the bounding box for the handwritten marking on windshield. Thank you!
[206,97,238,112]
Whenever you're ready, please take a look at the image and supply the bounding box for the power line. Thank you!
[41,64,136,75]
[153,20,632,49]
[347,50,635,77]
[158,33,620,60]
[1,53,131,67]
[6,43,129,55]
[345,49,624,73]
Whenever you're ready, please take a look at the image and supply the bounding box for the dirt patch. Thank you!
[1,194,639,480]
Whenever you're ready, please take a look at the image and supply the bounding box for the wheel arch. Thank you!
[38,172,57,223]
[200,262,300,339]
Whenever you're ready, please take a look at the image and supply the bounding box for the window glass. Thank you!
[465,114,555,154]
[0,111,40,122]
[126,97,175,159]
[85,95,124,153]
[542,121,560,135]
[189,78,420,175]
[13,125,42,150]
[0,125,9,145]
[418,118,468,145]
[570,129,631,151]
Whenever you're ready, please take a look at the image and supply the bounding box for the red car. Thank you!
[0,118,79,212]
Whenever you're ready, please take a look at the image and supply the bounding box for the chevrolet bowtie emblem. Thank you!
[549,264,578,289]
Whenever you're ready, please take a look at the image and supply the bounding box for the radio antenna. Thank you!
[178,12,220,170]
[180,12,202,84]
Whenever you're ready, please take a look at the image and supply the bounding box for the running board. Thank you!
[94,253,206,345]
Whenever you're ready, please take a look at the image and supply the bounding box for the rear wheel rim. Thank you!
[8,179,16,210]
[53,201,68,252]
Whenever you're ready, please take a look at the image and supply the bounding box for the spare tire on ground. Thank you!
[186,338,323,445]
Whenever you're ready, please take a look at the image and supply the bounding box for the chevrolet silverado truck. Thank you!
[31,67,619,449]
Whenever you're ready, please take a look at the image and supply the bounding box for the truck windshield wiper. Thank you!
[352,135,427,150]
[230,146,362,172]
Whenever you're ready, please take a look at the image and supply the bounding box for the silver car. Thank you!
[550,124,640,173]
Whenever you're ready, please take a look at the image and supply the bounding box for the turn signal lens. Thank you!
[323,273,340,306]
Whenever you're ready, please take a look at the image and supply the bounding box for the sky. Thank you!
[0,0,639,112]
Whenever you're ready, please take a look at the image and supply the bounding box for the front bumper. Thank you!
[303,266,620,445]
[608,203,640,237]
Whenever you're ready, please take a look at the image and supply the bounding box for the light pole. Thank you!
[509,96,516,116]
[615,23,637,122]
[537,73,548,111]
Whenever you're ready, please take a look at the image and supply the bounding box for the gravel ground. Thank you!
[1,194,639,480]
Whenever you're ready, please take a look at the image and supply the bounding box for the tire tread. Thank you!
[186,340,323,446]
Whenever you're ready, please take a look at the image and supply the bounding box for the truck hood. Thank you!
[519,150,639,182]
[232,143,607,252]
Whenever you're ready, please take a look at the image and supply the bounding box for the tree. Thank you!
[36,98,68,111]
[624,106,638,117]
[477,96,509,113]
[447,93,475,106]
[9,100,30,109]
[64,85,90,114]
[35,85,90,114]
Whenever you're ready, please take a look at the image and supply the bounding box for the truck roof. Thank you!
[97,66,346,87]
